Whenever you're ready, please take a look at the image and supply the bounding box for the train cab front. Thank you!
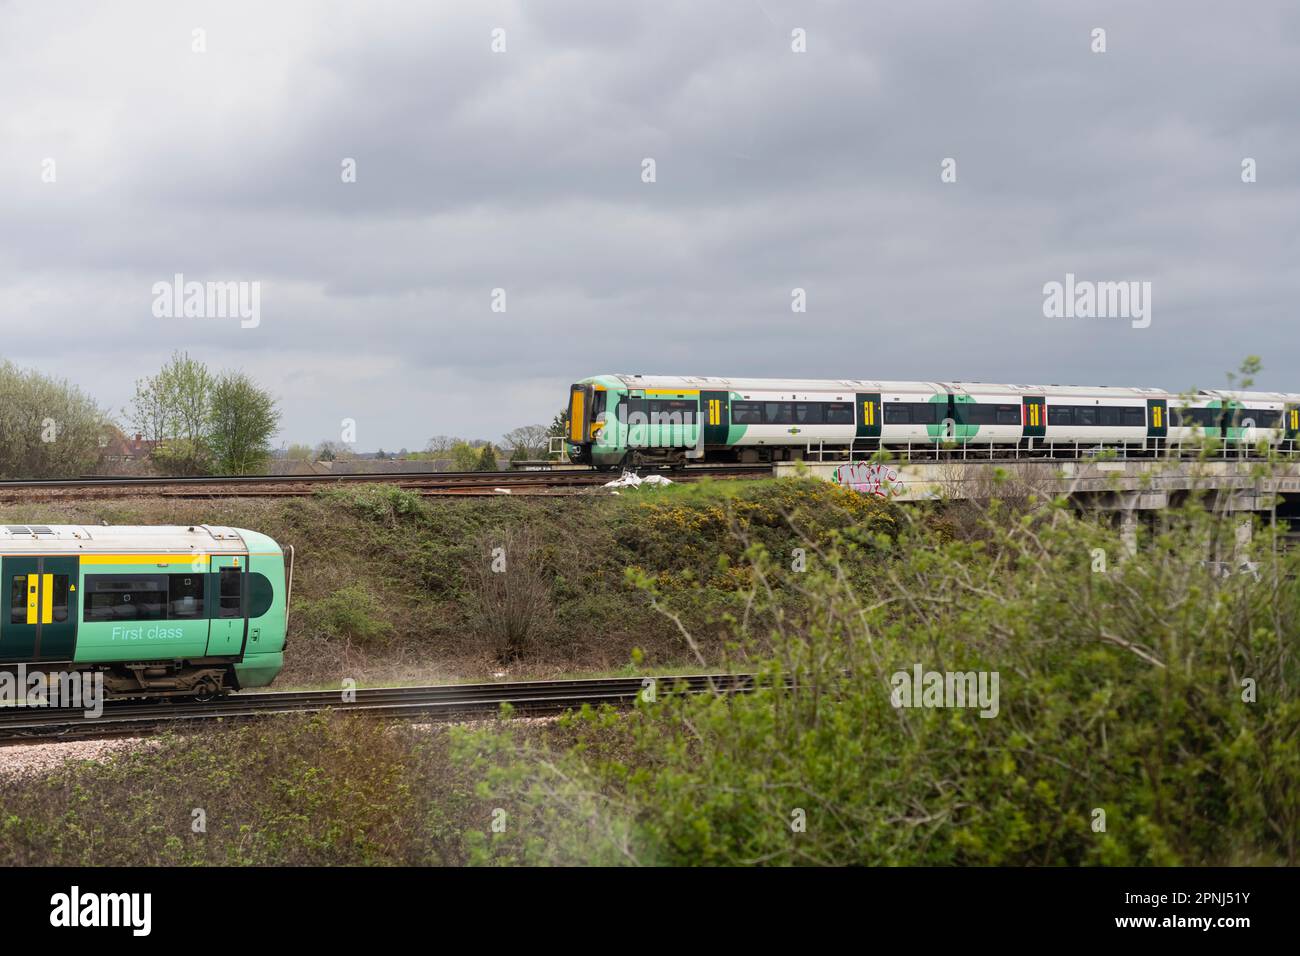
[566,381,608,466]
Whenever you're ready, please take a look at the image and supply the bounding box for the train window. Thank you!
[996,405,1020,425]
[1177,408,1218,427]
[764,403,794,425]
[9,575,25,624]
[84,575,168,622]
[794,403,823,424]
[50,575,69,623]
[1123,407,1146,427]
[1075,407,1096,426]
[647,399,696,423]
[249,573,275,619]
[919,403,945,423]
[1241,408,1281,428]
[957,404,996,425]
[219,567,243,619]
[169,574,205,618]
[825,402,854,424]
[884,403,910,424]
[1049,406,1071,426]
[731,402,762,424]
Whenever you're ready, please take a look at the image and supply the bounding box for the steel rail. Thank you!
[0,673,765,743]
[0,465,770,488]
[0,465,772,499]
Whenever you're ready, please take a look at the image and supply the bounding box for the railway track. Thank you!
[0,673,762,743]
[0,464,772,500]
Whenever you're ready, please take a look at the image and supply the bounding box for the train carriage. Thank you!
[1037,384,1165,453]
[0,524,290,699]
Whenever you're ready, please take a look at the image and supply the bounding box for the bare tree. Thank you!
[424,435,459,454]
[316,440,354,462]
[501,424,551,460]
[466,526,554,662]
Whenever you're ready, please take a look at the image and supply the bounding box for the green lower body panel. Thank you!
[235,652,284,688]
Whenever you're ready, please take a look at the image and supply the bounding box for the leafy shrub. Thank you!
[293,584,393,644]
[319,484,430,527]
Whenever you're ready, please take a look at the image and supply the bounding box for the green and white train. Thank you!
[0,524,290,698]
[565,374,1300,468]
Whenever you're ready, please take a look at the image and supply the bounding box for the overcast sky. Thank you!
[2,1,1298,450]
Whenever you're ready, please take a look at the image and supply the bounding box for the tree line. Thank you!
[413,415,567,470]
[0,352,561,480]
[0,353,280,479]
[296,418,566,471]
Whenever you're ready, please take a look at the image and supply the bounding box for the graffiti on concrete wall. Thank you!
[833,461,903,498]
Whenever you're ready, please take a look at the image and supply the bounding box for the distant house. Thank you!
[98,428,156,466]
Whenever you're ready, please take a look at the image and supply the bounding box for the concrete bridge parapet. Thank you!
[780,457,1300,513]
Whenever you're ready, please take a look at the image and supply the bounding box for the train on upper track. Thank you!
[0,524,289,700]
[565,374,1300,469]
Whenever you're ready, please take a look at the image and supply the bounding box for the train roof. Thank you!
[600,375,1174,399]
[949,382,1170,400]
[601,374,942,392]
[1196,389,1297,404]
[0,524,260,555]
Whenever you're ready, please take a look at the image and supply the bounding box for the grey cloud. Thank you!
[1,0,1298,449]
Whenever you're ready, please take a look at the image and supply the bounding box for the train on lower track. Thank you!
[565,375,1300,468]
[0,524,289,700]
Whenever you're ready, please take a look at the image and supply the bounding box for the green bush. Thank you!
[293,584,393,644]
[319,484,430,527]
